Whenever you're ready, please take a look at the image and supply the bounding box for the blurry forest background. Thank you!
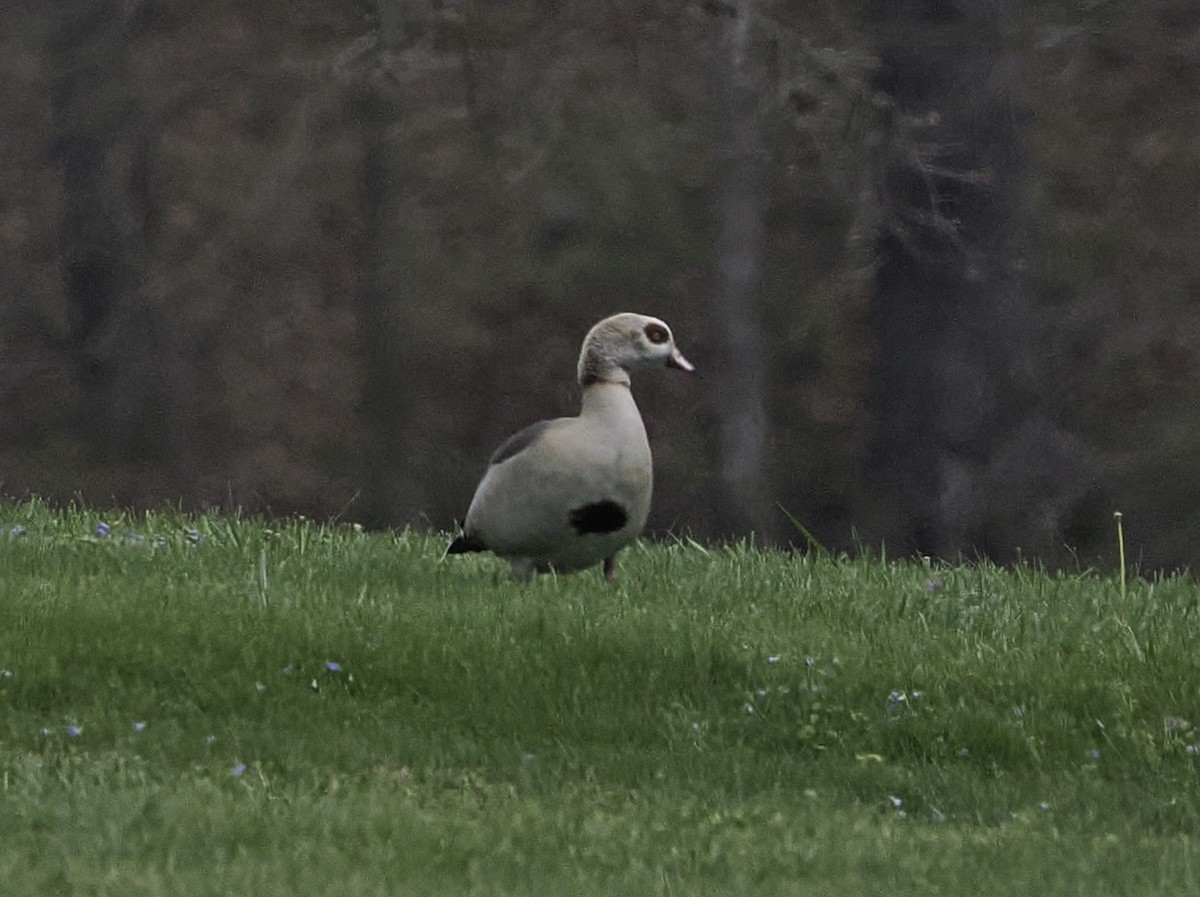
[2,0,1199,569]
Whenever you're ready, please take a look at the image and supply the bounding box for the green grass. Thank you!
[1,499,1199,895]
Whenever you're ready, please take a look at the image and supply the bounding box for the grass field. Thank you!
[1,499,1198,895]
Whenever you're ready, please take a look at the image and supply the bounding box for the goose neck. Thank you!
[580,379,635,416]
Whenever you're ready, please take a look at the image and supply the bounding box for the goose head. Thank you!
[577,313,694,386]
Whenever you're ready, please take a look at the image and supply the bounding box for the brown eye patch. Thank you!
[644,323,669,344]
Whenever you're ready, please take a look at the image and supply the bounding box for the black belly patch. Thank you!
[568,500,628,535]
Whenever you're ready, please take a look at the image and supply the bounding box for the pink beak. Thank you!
[666,347,695,372]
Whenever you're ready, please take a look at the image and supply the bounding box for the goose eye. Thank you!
[644,323,669,345]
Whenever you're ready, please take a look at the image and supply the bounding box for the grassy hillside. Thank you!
[1,500,1198,894]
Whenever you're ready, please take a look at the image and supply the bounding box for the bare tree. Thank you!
[50,0,182,470]
[354,0,426,527]
[864,0,1073,559]
[709,0,773,540]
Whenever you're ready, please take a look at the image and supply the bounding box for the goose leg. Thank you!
[602,554,618,582]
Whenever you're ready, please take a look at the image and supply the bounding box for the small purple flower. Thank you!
[1086,748,1102,762]
[958,746,970,757]
[95,522,111,538]
[131,721,147,732]
[231,762,247,778]
[324,660,343,673]
[66,724,81,737]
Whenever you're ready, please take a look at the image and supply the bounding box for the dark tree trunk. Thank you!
[51,0,137,456]
[865,0,1032,558]
[711,0,773,541]
[50,0,179,470]
[355,0,424,527]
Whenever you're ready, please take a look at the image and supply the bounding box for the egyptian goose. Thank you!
[448,313,693,580]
